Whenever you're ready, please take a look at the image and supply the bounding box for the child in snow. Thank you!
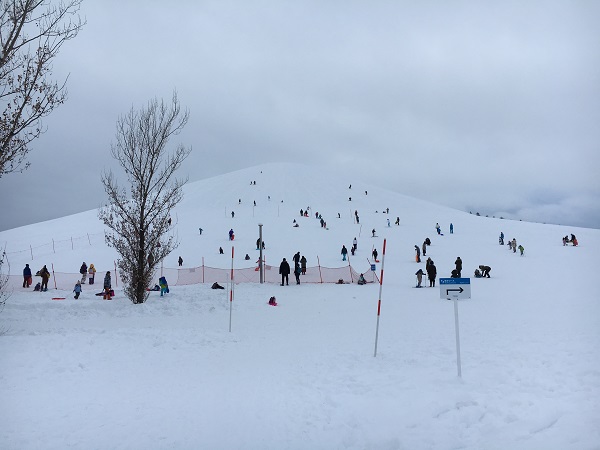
[159,276,169,297]
[73,280,82,299]
[357,273,367,285]
[414,245,421,263]
[518,245,524,256]
[88,263,96,284]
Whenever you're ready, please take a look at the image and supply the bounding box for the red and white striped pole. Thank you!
[229,246,234,332]
[373,238,387,357]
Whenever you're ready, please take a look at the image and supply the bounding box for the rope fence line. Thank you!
[3,231,107,260]
[4,262,376,292]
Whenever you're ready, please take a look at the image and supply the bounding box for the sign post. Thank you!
[439,278,471,377]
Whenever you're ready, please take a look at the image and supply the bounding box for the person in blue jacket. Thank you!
[23,264,32,288]
[159,276,169,297]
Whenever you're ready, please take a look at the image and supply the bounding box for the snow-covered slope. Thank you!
[1,162,598,449]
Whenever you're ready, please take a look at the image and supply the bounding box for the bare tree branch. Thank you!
[0,0,85,177]
[99,92,191,304]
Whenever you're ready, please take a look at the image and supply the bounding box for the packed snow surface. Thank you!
[1,163,599,449]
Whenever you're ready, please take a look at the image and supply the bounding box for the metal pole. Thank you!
[454,298,462,377]
[229,246,234,332]
[259,224,264,284]
[373,239,387,357]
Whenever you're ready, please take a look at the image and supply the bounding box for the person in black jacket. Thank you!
[79,262,88,284]
[479,265,491,278]
[426,261,437,287]
[23,264,32,288]
[454,257,462,277]
[279,258,290,286]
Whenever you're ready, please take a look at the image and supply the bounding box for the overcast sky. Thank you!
[1,0,599,231]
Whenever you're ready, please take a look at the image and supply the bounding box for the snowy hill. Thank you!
[1,162,599,449]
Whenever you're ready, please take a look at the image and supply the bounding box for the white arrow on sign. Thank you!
[439,278,471,300]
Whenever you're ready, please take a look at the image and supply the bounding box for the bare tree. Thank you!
[99,93,191,304]
[0,247,9,333]
[0,0,85,177]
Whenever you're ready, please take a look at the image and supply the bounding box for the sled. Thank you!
[52,297,65,300]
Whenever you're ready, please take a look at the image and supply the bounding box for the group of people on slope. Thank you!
[279,252,307,286]
[415,257,437,288]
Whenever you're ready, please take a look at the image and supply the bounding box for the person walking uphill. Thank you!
[279,258,290,286]
[341,245,348,261]
[23,264,32,288]
[414,245,421,263]
[426,260,437,287]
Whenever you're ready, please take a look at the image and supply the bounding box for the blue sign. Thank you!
[439,278,471,299]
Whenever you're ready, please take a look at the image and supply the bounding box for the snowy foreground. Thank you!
[1,163,599,449]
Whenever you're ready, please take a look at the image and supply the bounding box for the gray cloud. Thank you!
[1,0,598,231]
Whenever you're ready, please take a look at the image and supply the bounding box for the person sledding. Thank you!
[229,228,235,241]
[268,296,278,306]
[357,273,367,285]
[211,282,225,289]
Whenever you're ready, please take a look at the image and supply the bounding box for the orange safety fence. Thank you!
[3,263,378,292]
